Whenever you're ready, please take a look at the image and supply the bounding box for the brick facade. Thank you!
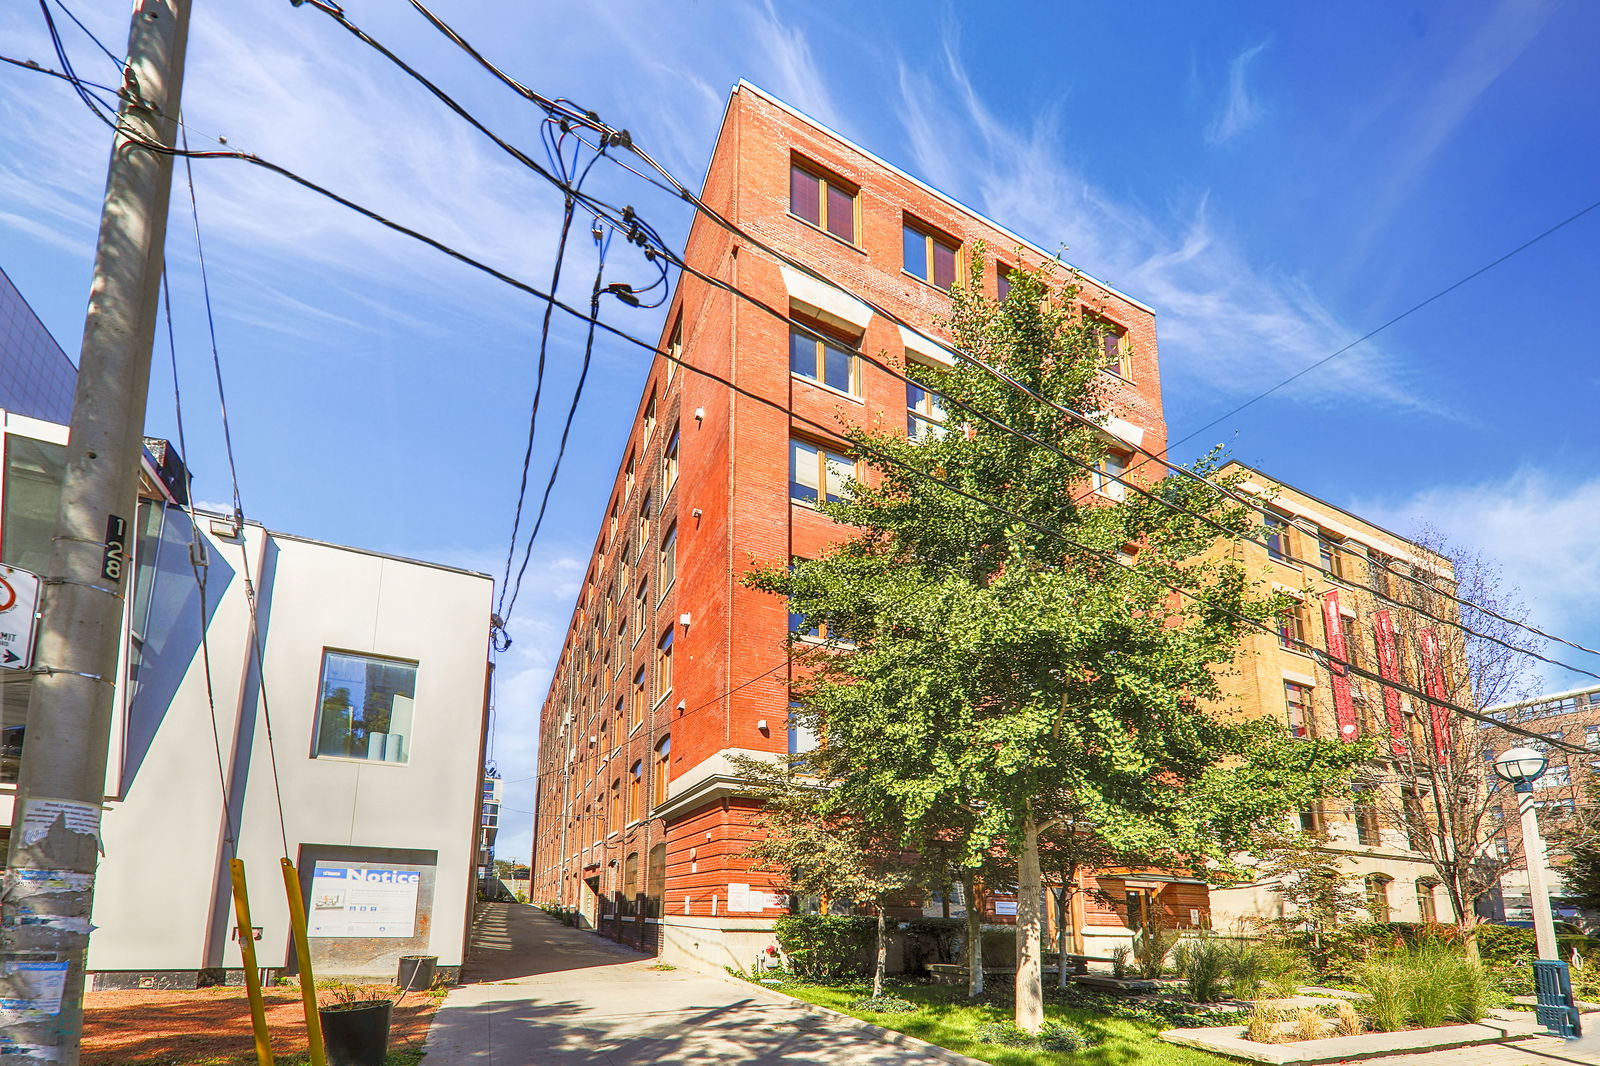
[530,83,1168,963]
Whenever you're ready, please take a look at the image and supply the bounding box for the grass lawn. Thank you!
[765,980,1231,1066]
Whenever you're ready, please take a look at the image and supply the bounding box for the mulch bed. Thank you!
[83,984,438,1066]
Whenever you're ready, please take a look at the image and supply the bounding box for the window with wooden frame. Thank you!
[628,760,643,822]
[662,427,679,492]
[1087,315,1129,377]
[658,523,676,593]
[608,498,619,545]
[1278,595,1310,650]
[608,778,621,835]
[630,666,646,727]
[997,264,1013,303]
[643,389,657,441]
[652,735,671,807]
[906,379,947,441]
[902,218,959,289]
[637,494,651,560]
[789,160,858,244]
[1284,681,1311,738]
[655,627,674,701]
[625,449,636,497]
[666,315,682,379]
[1338,613,1363,668]
[1365,874,1392,922]
[789,320,859,395]
[1354,785,1382,846]
[1265,513,1291,561]
[789,438,854,505]
[1092,451,1129,501]
[1318,534,1344,578]
[631,581,647,641]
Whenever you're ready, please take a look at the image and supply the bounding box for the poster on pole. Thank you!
[307,866,421,938]
[0,565,41,671]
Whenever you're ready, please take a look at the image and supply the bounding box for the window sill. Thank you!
[791,372,865,405]
[791,496,844,511]
[629,720,643,738]
[312,755,410,768]
[786,212,866,255]
[653,691,673,711]
[901,269,955,295]
[656,578,676,607]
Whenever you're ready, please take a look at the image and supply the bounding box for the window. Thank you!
[643,390,657,440]
[625,450,636,497]
[632,582,647,639]
[1298,806,1322,833]
[1089,317,1129,377]
[1338,614,1363,669]
[789,322,858,394]
[1284,681,1310,739]
[1354,787,1382,846]
[1093,452,1129,501]
[1,434,66,576]
[631,666,646,727]
[655,628,674,701]
[313,651,418,763]
[789,161,857,243]
[638,494,651,559]
[997,264,1013,303]
[1365,874,1392,923]
[608,498,619,545]
[790,438,853,505]
[1278,597,1309,650]
[652,735,671,807]
[667,316,682,380]
[1533,763,1572,789]
[788,700,820,759]
[629,760,643,822]
[903,220,958,289]
[622,850,641,916]
[647,842,667,917]
[659,524,677,592]
[608,778,621,835]
[1401,787,1428,851]
[1416,880,1439,923]
[1318,535,1342,578]
[1586,724,1599,750]
[906,381,946,441]
[1265,514,1290,561]
[662,427,679,492]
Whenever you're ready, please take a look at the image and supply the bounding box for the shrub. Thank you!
[1110,944,1130,979]
[1174,938,1231,1003]
[1295,1007,1326,1041]
[1245,1003,1291,1044]
[1225,940,1306,1000]
[974,1020,1087,1052]
[1132,919,1181,978]
[1333,999,1362,1036]
[773,915,876,979]
[1359,959,1408,1033]
[899,918,964,974]
[848,994,918,1014]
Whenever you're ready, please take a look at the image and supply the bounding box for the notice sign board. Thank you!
[0,565,40,671]
[307,866,420,938]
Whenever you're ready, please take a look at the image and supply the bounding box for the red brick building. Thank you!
[529,82,1172,968]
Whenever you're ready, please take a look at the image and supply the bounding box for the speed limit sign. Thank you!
[0,565,41,670]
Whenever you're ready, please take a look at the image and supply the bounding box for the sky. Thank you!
[1,0,1598,864]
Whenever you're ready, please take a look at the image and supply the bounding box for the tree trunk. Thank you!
[873,906,887,997]
[1069,874,1086,955]
[1056,886,1069,988]
[963,867,984,998]
[1015,811,1044,1033]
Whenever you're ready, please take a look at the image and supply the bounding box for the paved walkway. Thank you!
[422,904,957,1065]
[427,905,1600,1066]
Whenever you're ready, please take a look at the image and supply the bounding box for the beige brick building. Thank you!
[1207,463,1459,930]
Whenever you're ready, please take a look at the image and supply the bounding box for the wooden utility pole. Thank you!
[0,2,191,1062]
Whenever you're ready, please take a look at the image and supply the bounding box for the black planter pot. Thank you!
[319,1000,393,1066]
[397,955,437,992]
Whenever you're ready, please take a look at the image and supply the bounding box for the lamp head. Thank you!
[1493,746,1548,792]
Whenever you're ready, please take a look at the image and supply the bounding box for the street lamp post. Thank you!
[1492,747,1558,960]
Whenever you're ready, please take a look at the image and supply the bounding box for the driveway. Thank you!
[423,903,960,1065]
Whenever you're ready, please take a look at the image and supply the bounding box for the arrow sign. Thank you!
[0,565,41,672]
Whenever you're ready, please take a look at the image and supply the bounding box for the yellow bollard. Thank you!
[227,859,276,1066]
[281,859,327,1066]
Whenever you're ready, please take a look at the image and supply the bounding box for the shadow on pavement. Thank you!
[460,902,647,983]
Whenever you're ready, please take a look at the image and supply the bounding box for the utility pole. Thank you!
[0,3,191,1062]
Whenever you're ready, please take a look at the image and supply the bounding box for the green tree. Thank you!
[750,255,1365,1031]
[1249,827,1365,972]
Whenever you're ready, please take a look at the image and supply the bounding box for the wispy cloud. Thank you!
[1206,41,1269,145]
[894,31,1427,420]
[749,0,842,130]
[1360,469,1600,689]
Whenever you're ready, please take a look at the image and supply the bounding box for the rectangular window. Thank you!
[906,380,947,441]
[1278,597,1308,650]
[662,427,679,492]
[789,162,857,243]
[997,264,1013,303]
[1,434,67,576]
[609,779,621,835]
[655,628,674,701]
[1284,681,1310,739]
[1089,317,1129,377]
[1265,514,1290,561]
[789,323,857,394]
[903,220,958,290]
[787,701,820,758]
[638,494,651,560]
[659,524,677,592]
[1587,724,1600,750]
[625,450,635,497]
[643,390,657,441]
[790,438,853,505]
[629,760,643,823]
[1318,535,1341,578]
[666,316,682,380]
[1339,614,1363,668]
[632,582,647,639]
[1354,787,1381,846]
[631,667,647,727]
[313,651,419,764]
[652,736,671,808]
[1092,452,1129,501]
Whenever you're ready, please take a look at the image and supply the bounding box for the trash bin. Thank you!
[397,954,437,992]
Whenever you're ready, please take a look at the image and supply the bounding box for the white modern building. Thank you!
[0,405,494,986]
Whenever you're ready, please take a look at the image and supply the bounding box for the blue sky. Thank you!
[2,1,1598,861]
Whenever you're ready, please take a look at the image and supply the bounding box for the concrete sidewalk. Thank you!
[422,904,961,1065]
